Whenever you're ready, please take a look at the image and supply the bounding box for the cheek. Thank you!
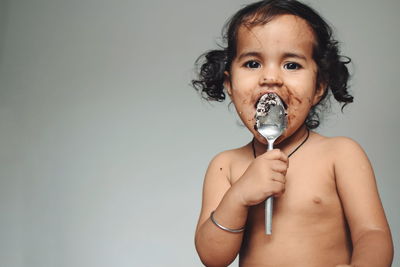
[230,83,256,118]
[233,98,256,124]
[283,88,315,129]
[230,91,258,131]
[287,104,309,128]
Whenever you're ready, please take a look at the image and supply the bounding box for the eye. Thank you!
[244,61,261,69]
[284,62,302,70]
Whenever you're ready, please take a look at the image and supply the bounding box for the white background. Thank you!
[0,0,399,266]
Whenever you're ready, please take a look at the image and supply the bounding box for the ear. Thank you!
[312,82,327,106]
[223,71,232,96]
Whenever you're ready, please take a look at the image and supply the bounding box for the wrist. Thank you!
[210,186,249,231]
[210,210,245,233]
[226,184,249,209]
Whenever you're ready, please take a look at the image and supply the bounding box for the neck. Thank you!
[252,124,310,157]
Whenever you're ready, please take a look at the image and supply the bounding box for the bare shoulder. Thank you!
[309,131,359,146]
[208,143,252,169]
[310,133,374,188]
[309,132,367,160]
[328,135,363,150]
[205,143,253,185]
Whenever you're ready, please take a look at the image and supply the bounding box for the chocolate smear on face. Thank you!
[286,89,302,105]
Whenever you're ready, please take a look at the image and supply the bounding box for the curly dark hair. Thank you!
[191,0,353,129]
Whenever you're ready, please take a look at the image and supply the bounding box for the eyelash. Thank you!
[243,61,302,70]
[244,60,261,69]
[284,62,302,70]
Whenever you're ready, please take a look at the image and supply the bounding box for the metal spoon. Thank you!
[255,92,287,235]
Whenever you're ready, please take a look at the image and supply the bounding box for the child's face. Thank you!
[224,14,325,144]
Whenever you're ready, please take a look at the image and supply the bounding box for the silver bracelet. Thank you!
[210,211,245,233]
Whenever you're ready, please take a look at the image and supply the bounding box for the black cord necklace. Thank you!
[252,129,310,158]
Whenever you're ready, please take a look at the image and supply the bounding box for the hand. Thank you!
[231,149,288,207]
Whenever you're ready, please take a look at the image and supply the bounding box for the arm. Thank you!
[334,138,393,267]
[195,153,248,267]
[195,149,288,267]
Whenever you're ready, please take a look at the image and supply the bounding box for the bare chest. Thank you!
[230,154,343,227]
[233,159,350,266]
[230,155,351,265]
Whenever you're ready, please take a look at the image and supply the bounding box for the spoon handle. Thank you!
[265,197,273,235]
[266,139,274,235]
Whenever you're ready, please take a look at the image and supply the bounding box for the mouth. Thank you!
[254,93,288,110]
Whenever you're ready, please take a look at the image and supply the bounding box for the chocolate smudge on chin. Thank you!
[287,90,302,105]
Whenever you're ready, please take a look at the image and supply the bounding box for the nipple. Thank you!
[313,197,322,204]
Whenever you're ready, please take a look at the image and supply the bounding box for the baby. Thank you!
[191,1,393,266]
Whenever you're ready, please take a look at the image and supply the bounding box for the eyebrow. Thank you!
[282,52,307,61]
[237,51,262,61]
[237,51,307,61]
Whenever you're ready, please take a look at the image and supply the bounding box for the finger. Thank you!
[264,149,288,162]
[274,189,285,198]
[271,173,286,184]
[270,182,285,197]
[271,160,289,174]
[277,150,288,163]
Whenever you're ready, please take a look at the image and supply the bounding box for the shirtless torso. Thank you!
[229,132,351,266]
[195,129,391,267]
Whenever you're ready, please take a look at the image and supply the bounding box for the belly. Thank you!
[239,194,352,267]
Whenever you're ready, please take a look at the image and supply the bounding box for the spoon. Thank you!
[255,92,287,235]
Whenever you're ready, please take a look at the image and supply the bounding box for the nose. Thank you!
[259,65,283,87]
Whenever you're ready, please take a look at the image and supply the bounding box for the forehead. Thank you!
[236,14,316,56]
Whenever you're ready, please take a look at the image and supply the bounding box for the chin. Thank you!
[274,134,288,145]
[274,127,295,145]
